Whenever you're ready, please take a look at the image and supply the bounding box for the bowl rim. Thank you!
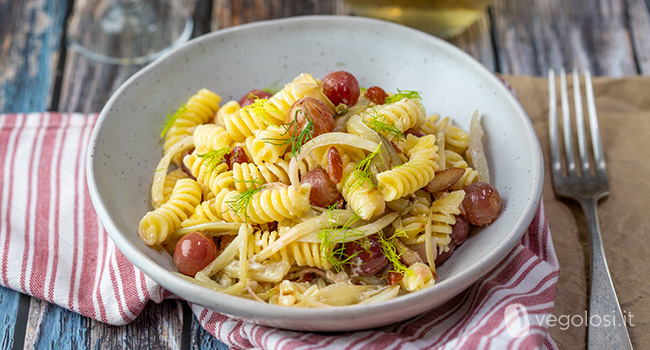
[87,15,544,328]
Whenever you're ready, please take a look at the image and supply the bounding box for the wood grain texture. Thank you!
[0,0,69,112]
[490,0,639,76]
[0,287,20,349]
[212,0,345,29]
[88,300,186,350]
[23,299,88,349]
[57,52,144,112]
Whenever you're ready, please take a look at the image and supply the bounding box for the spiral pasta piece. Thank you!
[223,100,272,142]
[444,122,470,154]
[158,169,190,209]
[180,198,221,227]
[394,214,428,245]
[264,73,334,125]
[181,188,240,224]
[139,178,202,245]
[454,169,479,191]
[247,184,312,224]
[402,134,437,159]
[361,98,425,137]
[377,161,437,202]
[193,124,232,153]
[187,88,222,119]
[393,190,465,247]
[419,114,440,135]
[214,162,287,194]
[196,184,312,224]
[246,126,290,164]
[377,135,439,201]
[341,167,385,220]
[428,190,465,253]
[232,162,290,191]
[214,100,240,128]
[208,159,303,195]
[180,182,290,227]
[164,89,222,159]
[243,230,330,269]
[183,151,230,196]
[197,170,234,195]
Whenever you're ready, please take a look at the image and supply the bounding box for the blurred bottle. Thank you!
[345,0,492,38]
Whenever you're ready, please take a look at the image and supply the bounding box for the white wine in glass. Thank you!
[345,0,492,38]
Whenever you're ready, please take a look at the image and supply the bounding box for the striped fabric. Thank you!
[0,113,559,349]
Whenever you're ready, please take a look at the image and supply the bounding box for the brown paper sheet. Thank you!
[503,75,650,349]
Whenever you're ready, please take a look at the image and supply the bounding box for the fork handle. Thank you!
[582,198,633,350]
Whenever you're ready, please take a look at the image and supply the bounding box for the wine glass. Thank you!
[67,0,194,65]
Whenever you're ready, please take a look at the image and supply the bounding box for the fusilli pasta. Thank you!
[141,70,502,308]
[164,89,222,163]
[139,178,202,245]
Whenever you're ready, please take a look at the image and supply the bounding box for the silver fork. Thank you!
[549,68,633,349]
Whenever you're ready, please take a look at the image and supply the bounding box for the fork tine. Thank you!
[572,68,590,175]
[584,70,607,176]
[548,69,562,176]
[559,69,576,176]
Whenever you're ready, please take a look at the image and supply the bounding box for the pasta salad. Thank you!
[138,70,502,307]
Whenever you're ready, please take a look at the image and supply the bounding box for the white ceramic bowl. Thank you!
[87,15,543,331]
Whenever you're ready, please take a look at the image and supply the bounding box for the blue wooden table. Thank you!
[1,0,649,348]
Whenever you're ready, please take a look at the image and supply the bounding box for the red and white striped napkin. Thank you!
[0,113,559,350]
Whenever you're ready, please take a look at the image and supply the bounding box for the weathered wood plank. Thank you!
[626,0,650,74]
[88,300,186,350]
[0,0,69,112]
[23,299,88,349]
[490,0,639,76]
[212,0,344,29]
[57,52,144,112]
[0,287,20,349]
[21,300,186,350]
[193,0,216,36]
